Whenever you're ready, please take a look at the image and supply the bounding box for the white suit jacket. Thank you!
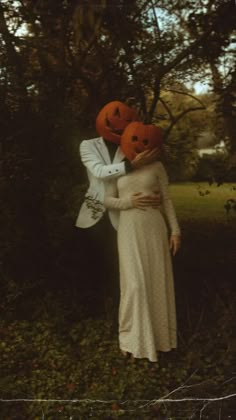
[75,137,126,230]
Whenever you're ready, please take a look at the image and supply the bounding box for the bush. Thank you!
[193,153,236,183]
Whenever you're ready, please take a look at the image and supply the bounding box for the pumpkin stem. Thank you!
[143,114,151,124]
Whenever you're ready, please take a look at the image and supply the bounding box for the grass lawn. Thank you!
[169,182,236,223]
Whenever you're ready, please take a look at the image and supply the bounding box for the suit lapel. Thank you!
[113,146,125,163]
[97,138,125,163]
[97,137,111,164]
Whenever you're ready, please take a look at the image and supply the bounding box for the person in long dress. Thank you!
[75,101,161,314]
[104,160,181,362]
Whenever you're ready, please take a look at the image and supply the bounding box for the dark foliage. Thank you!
[0,220,235,418]
[193,153,236,183]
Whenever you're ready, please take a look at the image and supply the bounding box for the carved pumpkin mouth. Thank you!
[105,117,124,135]
[135,147,142,154]
[108,127,123,135]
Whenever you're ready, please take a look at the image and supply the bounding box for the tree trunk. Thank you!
[210,62,236,153]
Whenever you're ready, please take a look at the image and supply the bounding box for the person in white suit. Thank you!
[75,101,161,315]
[75,136,160,230]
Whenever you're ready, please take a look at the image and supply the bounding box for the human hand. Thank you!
[169,235,181,256]
[131,192,161,210]
[131,148,161,170]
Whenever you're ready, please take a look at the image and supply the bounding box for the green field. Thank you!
[169,182,236,222]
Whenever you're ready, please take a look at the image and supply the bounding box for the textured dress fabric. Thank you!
[104,161,180,362]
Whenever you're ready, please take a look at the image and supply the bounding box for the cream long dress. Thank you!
[104,161,180,362]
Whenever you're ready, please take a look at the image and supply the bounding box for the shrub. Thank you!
[193,153,236,183]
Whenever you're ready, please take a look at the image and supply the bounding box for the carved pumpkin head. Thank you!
[95,101,140,145]
[121,122,163,161]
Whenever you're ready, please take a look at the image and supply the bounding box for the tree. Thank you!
[168,0,236,151]
[0,0,235,292]
[1,0,235,135]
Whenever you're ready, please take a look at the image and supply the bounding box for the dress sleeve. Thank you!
[158,163,181,235]
[80,140,126,180]
[104,182,133,210]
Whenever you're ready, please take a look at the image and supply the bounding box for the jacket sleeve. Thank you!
[104,182,133,210]
[158,163,181,235]
[80,140,126,180]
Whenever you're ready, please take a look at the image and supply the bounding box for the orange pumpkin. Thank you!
[121,122,163,161]
[96,101,139,144]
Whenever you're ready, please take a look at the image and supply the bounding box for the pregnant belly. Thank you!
[118,207,168,241]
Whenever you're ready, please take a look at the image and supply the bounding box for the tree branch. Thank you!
[150,0,164,65]
[165,106,205,139]
[162,1,234,76]
[163,88,207,108]
[146,79,161,123]
[147,1,233,123]
[159,97,175,122]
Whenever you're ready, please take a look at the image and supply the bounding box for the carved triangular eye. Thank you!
[114,107,120,118]
[105,116,111,127]
[132,135,138,142]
